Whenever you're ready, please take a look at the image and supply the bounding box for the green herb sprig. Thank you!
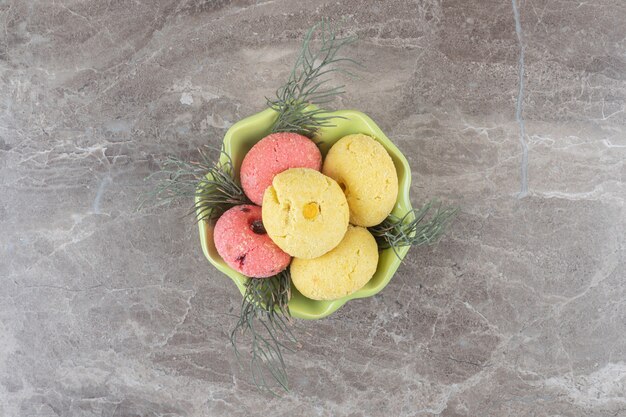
[141,146,249,223]
[370,201,459,259]
[230,270,296,394]
[268,19,360,137]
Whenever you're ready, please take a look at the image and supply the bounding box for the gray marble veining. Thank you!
[511,0,529,197]
[0,0,624,416]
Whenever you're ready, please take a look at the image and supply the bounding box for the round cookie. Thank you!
[322,133,399,227]
[213,205,291,278]
[290,226,379,301]
[240,132,322,205]
[262,168,349,259]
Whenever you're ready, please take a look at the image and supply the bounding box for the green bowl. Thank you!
[197,108,413,319]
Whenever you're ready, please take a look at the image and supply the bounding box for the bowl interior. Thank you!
[197,108,413,319]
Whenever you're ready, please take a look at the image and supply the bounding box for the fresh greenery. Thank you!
[267,19,360,137]
[370,201,459,259]
[230,270,296,394]
[141,146,249,223]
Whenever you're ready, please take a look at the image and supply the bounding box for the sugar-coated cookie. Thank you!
[290,226,379,300]
[240,133,322,205]
[262,168,349,259]
[323,134,398,227]
[213,205,290,278]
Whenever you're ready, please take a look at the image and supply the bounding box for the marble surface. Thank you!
[1,0,625,416]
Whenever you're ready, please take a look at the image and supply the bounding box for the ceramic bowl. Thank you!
[197,108,413,319]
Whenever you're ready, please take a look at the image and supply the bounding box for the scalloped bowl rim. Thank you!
[197,108,413,319]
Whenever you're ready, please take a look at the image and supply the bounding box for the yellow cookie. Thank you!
[322,133,398,227]
[262,168,349,259]
[290,225,379,300]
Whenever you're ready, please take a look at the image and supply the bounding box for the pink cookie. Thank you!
[240,132,322,205]
[213,205,291,278]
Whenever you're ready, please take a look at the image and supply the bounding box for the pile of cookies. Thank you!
[213,132,398,301]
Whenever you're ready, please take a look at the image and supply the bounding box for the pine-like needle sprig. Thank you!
[370,201,459,259]
[141,146,249,223]
[267,19,360,137]
[230,270,296,394]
